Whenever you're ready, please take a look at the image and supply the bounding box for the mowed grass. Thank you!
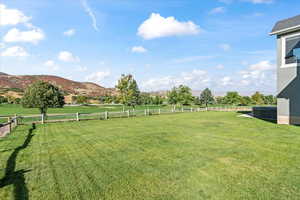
[1,112,300,200]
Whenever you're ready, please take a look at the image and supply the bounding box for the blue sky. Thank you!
[0,0,299,95]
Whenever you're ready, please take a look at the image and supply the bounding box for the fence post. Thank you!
[144,109,147,116]
[105,111,108,120]
[158,109,161,115]
[191,107,193,112]
[127,110,130,118]
[14,114,18,126]
[41,114,44,124]
[182,107,184,112]
[76,112,79,121]
[8,117,11,133]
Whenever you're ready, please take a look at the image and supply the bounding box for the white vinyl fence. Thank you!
[0,116,19,137]
[0,106,252,137]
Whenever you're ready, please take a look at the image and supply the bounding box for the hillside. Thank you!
[0,73,116,97]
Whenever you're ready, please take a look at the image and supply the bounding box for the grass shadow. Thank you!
[236,111,278,124]
[0,123,36,200]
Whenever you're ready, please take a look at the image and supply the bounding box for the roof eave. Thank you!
[270,25,300,36]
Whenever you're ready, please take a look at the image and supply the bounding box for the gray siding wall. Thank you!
[277,35,300,118]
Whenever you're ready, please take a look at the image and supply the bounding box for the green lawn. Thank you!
[1,112,300,200]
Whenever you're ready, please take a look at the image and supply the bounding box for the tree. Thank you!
[177,85,193,105]
[0,96,8,104]
[194,97,201,105]
[251,92,264,105]
[240,96,253,106]
[153,95,164,105]
[7,95,15,104]
[215,96,224,105]
[199,88,215,107]
[99,95,114,104]
[223,92,241,105]
[140,93,152,105]
[14,98,21,104]
[116,74,140,107]
[21,81,65,115]
[76,96,88,104]
[263,95,276,105]
[167,87,178,105]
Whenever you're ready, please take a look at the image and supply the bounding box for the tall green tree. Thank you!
[167,87,178,105]
[240,96,253,106]
[177,85,193,105]
[223,92,241,105]
[215,96,224,105]
[116,74,140,107]
[194,97,201,105]
[21,81,65,115]
[139,93,152,105]
[153,95,164,105]
[251,92,264,105]
[263,95,276,105]
[199,88,215,107]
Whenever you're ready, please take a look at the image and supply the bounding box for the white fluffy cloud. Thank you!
[44,60,59,71]
[219,43,231,51]
[220,76,233,86]
[141,69,210,91]
[44,60,55,67]
[249,60,274,71]
[131,46,147,53]
[63,29,76,36]
[3,28,45,44]
[138,13,201,40]
[0,4,31,26]
[239,60,275,82]
[1,46,29,57]
[58,51,79,62]
[209,7,226,14]
[85,71,111,84]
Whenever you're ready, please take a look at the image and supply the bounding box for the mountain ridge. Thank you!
[0,73,116,97]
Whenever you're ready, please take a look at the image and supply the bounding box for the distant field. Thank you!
[1,112,300,199]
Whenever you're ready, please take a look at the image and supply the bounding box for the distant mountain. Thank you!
[0,73,116,97]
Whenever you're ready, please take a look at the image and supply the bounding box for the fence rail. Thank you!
[0,116,19,137]
[0,106,252,137]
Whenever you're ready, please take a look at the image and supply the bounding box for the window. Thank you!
[285,35,300,64]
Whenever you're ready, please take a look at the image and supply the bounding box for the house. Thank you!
[270,15,300,125]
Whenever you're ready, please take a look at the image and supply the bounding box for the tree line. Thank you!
[0,73,276,115]
[73,75,276,107]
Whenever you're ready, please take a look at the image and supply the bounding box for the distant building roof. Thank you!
[270,15,300,35]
